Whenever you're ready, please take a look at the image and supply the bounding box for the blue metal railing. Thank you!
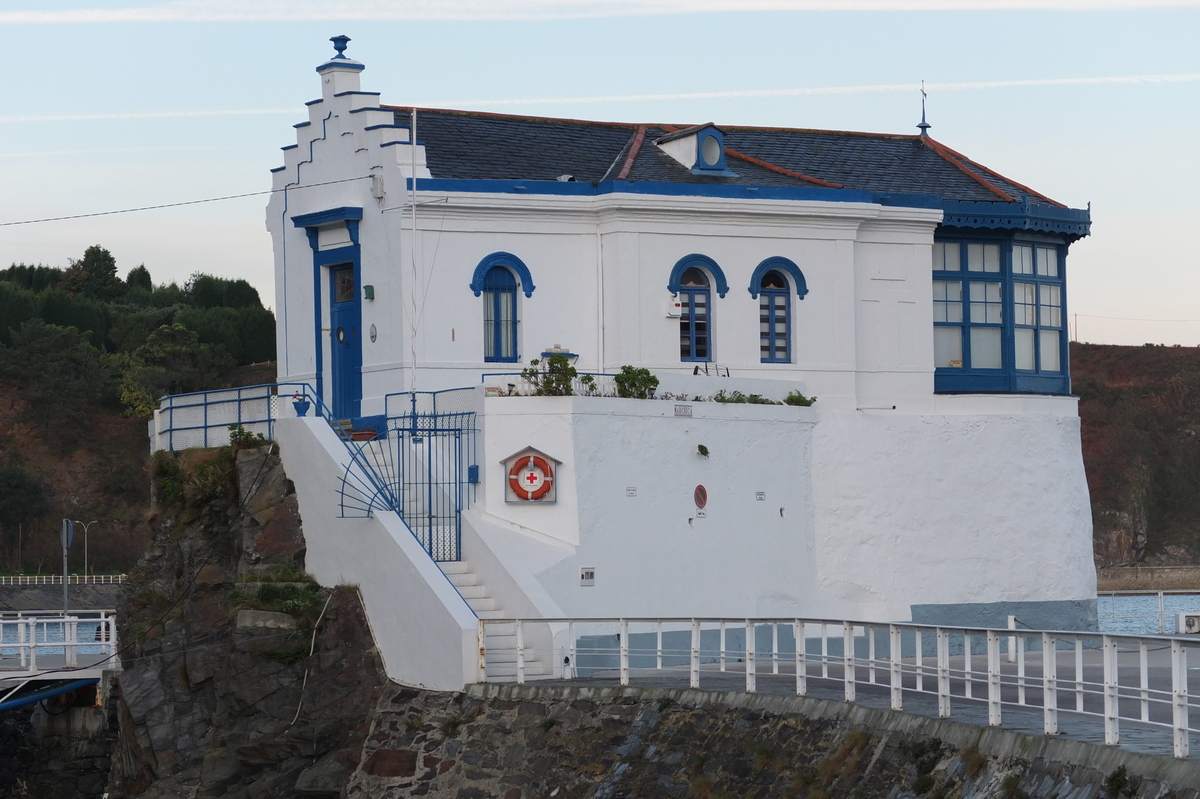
[154,384,480,562]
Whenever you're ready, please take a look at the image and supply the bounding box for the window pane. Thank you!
[498,292,515,359]
[932,280,962,323]
[1040,329,1061,371]
[1013,245,1034,275]
[969,281,1002,324]
[1039,284,1062,328]
[970,327,1003,369]
[933,241,960,271]
[1037,247,1059,277]
[334,268,354,303]
[1015,328,1035,370]
[1014,282,1036,325]
[934,327,963,368]
[967,243,1000,273]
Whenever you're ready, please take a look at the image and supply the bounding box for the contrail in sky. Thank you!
[1,0,1197,23]
[2,74,1197,123]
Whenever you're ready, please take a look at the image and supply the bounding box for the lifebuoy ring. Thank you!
[508,455,554,501]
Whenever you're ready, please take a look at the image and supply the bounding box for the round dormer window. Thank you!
[701,134,721,166]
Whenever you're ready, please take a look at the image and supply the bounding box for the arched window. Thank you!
[482,266,518,362]
[679,267,711,362]
[758,270,790,363]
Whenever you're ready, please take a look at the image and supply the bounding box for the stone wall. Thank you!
[346,684,1200,799]
[1097,566,1200,591]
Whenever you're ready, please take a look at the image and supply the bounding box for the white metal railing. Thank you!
[1098,590,1200,635]
[478,617,1200,760]
[0,611,119,673]
[0,575,126,586]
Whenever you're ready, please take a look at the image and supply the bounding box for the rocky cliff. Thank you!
[108,443,387,798]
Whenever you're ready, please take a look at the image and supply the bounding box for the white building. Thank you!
[252,38,1095,688]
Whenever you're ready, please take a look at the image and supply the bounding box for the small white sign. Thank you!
[674,404,692,417]
[580,568,595,587]
[756,492,766,501]
[696,508,707,518]
[626,487,637,497]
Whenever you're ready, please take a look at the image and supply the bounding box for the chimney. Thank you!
[316,34,364,100]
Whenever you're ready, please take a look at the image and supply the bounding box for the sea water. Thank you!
[1097,593,1200,636]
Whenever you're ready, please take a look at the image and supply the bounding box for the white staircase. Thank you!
[438,561,547,679]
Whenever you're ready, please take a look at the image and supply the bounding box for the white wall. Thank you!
[274,417,477,691]
[462,394,1095,625]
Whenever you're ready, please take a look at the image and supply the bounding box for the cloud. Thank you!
[3,74,1196,122]
[439,74,1200,107]
[2,0,1198,24]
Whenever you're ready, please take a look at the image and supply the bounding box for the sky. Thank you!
[0,0,1197,345]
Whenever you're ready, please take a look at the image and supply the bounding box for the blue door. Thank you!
[329,264,362,419]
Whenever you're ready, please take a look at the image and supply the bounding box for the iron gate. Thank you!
[393,410,476,561]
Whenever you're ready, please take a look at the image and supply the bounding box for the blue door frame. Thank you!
[328,262,362,419]
[292,208,365,417]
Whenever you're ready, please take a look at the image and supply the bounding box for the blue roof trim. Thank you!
[316,61,365,73]
[334,90,381,98]
[270,166,286,173]
[941,199,1091,239]
[470,252,536,298]
[281,144,298,151]
[381,139,427,148]
[305,99,324,107]
[408,178,946,210]
[291,206,364,228]
[364,124,408,132]
[293,121,311,129]
[749,257,809,300]
[669,254,729,299]
[349,106,390,115]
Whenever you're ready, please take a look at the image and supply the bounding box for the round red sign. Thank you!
[694,485,708,509]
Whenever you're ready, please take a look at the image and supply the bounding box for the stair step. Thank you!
[438,561,472,575]
[456,585,487,600]
[482,621,517,635]
[446,573,478,588]
[469,597,497,612]
[475,609,508,620]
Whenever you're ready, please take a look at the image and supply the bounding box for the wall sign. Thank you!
[694,485,707,508]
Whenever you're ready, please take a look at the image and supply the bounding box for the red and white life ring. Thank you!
[508,455,554,501]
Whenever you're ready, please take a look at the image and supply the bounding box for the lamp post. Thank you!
[73,520,97,576]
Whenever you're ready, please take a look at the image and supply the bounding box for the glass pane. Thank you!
[334,268,354,303]
[1014,282,1036,325]
[1039,284,1062,328]
[967,243,1000,272]
[498,292,515,359]
[932,280,962,323]
[969,282,1002,324]
[1037,247,1059,277]
[1040,329,1061,371]
[1015,328,1035,370]
[933,241,961,271]
[681,267,708,287]
[971,327,1002,369]
[760,270,787,291]
[1013,245,1034,275]
[934,327,963,368]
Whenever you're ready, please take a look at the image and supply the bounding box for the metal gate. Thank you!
[394,409,476,562]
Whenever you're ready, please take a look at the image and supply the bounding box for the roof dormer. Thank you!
[655,124,738,177]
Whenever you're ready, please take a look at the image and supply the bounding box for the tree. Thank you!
[0,281,38,346]
[126,264,153,292]
[0,319,117,448]
[59,245,123,299]
[0,459,47,573]
[119,323,234,417]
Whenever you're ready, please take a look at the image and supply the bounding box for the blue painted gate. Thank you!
[329,264,362,419]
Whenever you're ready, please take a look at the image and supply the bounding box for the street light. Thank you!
[73,520,98,576]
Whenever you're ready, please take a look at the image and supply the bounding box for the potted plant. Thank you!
[291,391,311,417]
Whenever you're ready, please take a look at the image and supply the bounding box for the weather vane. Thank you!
[917,80,931,137]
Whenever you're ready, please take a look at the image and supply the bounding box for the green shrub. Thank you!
[784,390,816,406]
[614,365,659,399]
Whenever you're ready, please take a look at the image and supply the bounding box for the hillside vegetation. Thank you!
[0,246,275,575]
[1073,342,1200,567]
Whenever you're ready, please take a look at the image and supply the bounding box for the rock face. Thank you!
[107,444,387,798]
[346,686,1200,799]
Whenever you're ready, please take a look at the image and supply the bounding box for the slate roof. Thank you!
[390,108,1063,207]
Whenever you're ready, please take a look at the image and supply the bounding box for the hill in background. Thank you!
[1074,342,1200,567]
[0,246,275,575]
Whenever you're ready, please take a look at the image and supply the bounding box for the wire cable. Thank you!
[0,176,371,228]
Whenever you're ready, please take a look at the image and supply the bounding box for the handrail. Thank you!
[478,616,1200,760]
[0,612,120,674]
[0,575,126,585]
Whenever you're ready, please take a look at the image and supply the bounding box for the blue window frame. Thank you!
[679,267,711,362]
[933,236,1068,395]
[482,265,518,363]
[758,270,790,363]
